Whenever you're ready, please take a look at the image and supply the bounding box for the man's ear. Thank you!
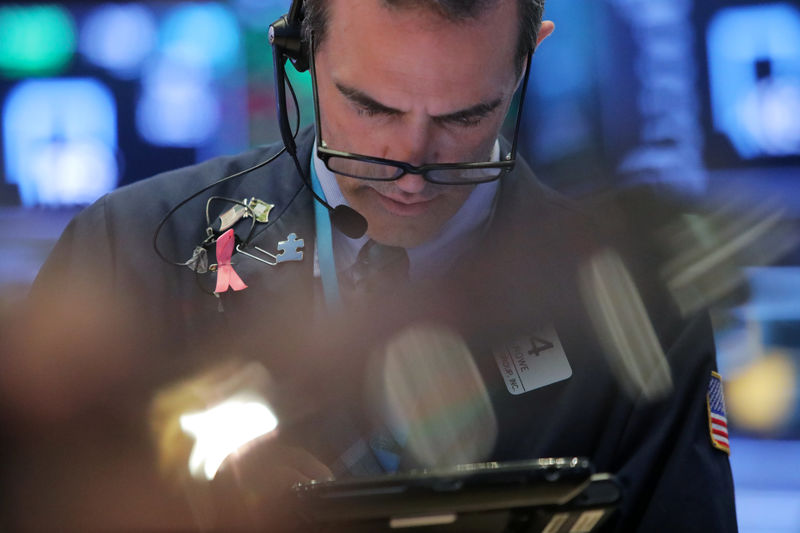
[536,20,555,48]
[514,21,555,88]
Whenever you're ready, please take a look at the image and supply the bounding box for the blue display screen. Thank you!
[1,0,798,207]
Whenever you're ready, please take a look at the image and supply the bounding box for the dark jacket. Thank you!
[29,127,737,532]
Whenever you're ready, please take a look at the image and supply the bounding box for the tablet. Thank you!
[292,457,619,532]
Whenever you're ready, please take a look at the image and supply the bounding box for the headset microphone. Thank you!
[329,204,368,239]
[269,1,368,239]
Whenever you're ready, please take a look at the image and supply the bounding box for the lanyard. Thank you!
[310,158,342,307]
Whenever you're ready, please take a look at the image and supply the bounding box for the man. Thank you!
[16,0,737,531]
[309,0,544,249]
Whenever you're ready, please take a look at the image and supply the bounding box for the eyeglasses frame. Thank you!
[308,32,534,186]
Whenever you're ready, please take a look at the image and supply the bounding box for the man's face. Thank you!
[314,0,521,247]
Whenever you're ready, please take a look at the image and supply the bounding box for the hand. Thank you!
[211,437,333,530]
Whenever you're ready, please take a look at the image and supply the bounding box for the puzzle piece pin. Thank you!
[275,233,304,263]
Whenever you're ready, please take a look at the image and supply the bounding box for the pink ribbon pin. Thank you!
[214,229,248,293]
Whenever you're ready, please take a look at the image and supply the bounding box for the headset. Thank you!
[269,0,309,157]
[269,0,367,239]
[153,0,367,271]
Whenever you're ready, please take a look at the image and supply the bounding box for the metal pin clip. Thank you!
[236,233,305,266]
[235,244,279,266]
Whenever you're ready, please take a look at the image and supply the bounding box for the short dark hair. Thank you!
[303,0,545,75]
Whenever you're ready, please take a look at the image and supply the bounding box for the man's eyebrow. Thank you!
[335,81,503,123]
[335,83,402,115]
[432,98,503,124]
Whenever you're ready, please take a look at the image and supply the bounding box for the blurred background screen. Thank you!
[1,1,799,531]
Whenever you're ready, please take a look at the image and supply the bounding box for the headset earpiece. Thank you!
[269,0,307,155]
[269,0,308,73]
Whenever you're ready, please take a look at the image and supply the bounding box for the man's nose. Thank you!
[394,171,427,194]
[390,119,434,194]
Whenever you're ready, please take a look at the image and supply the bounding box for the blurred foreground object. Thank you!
[373,324,498,469]
[658,192,799,317]
[571,184,798,403]
[150,360,277,484]
[579,248,673,401]
[580,185,799,319]
[5,182,780,531]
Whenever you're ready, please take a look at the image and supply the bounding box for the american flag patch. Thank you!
[707,371,730,454]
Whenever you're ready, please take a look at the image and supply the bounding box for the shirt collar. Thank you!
[313,141,500,280]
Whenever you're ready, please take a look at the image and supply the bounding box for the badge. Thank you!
[493,324,572,395]
[245,198,274,223]
[210,196,273,234]
[707,371,730,454]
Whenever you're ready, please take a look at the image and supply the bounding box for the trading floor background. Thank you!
[2,1,799,531]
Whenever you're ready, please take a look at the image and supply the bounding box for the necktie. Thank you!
[341,240,409,295]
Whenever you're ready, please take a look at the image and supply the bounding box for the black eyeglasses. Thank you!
[309,35,533,186]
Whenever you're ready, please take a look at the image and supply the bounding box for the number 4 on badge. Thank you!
[528,335,554,356]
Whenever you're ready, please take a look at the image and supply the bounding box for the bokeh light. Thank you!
[3,78,117,206]
[159,2,241,76]
[727,350,798,434]
[136,58,220,147]
[79,3,157,79]
[0,5,76,77]
[707,3,800,159]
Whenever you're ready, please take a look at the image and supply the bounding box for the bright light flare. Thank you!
[179,396,278,481]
